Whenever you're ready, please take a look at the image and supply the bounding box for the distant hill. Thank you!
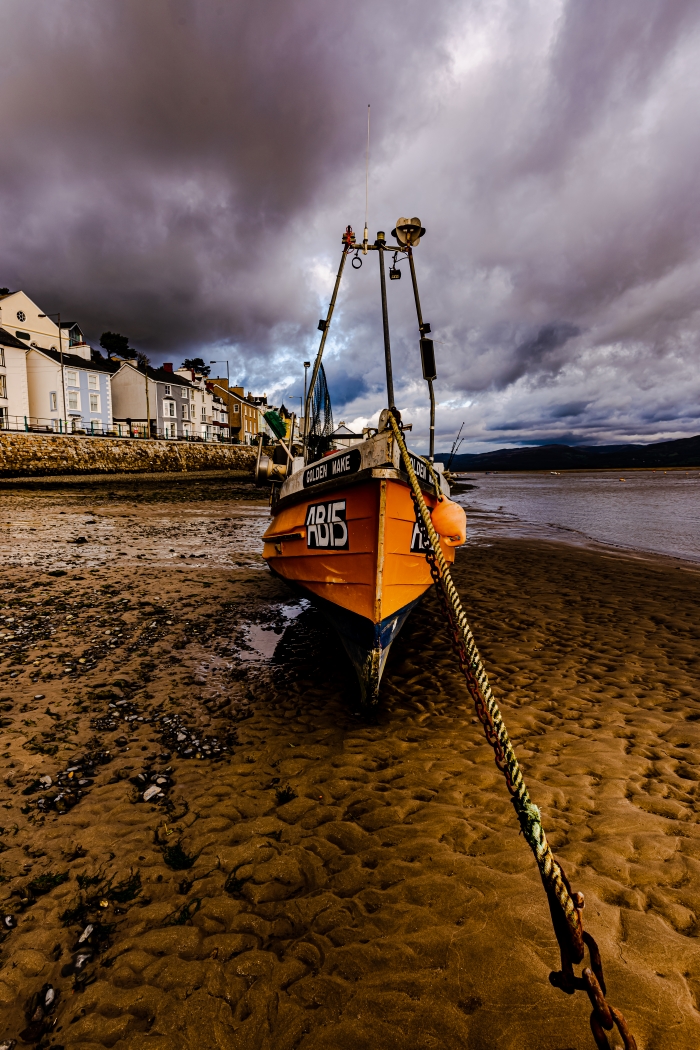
[436,434,700,472]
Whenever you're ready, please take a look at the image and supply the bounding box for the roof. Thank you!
[28,345,121,374]
[148,363,193,385]
[331,424,362,436]
[0,326,31,350]
[148,363,192,385]
[208,381,265,412]
[117,360,194,386]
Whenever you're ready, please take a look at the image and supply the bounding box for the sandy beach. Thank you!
[1,478,699,1049]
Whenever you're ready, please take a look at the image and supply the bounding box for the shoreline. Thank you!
[0,468,259,489]
[0,498,699,1047]
[467,527,700,573]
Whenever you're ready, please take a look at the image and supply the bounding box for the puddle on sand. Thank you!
[238,600,310,661]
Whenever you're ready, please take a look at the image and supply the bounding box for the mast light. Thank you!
[392,217,426,247]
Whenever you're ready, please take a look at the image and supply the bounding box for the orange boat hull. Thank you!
[262,474,454,702]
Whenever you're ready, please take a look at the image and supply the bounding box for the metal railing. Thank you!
[0,413,244,444]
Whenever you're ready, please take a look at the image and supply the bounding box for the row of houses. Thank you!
[0,290,269,443]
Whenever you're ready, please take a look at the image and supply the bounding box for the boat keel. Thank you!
[311,591,423,705]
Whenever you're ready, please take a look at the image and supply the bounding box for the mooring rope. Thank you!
[389,412,637,1050]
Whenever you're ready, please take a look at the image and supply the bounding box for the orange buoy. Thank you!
[432,495,466,546]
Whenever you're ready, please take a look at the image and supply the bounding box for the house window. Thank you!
[0,374,6,399]
[181,388,188,398]
[88,374,98,389]
[232,403,239,414]
[164,384,171,395]
[89,393,100,412]
[181,404,188,419]
[190,390,194,400]
[0,348,5,367]
[15,331,29,340]
[201,407,206,421]
[50,392,57,411]
[169,402,175,417]
[65,370,77,385]
[68,391,79,410]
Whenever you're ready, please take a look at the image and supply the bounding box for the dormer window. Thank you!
[61,322,85,347]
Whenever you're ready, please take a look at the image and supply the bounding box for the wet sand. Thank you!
[1,481,699,1049]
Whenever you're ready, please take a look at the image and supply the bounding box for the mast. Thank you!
[303,227,354,462]
[302,216,435,464]
[376,232,395,408]
[407,247,436,462]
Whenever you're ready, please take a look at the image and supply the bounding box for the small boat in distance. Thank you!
[258,220,465,703]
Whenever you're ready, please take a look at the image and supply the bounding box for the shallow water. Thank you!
[454,469,700,563]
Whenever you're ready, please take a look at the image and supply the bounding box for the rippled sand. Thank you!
[1,505,699,1048]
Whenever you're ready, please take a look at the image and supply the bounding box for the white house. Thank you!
[0,289,54,429]
[207,389,229,440]
[0,289,115,433]
[0,327,30,428]
[175,367,229,441]
[0,290,91,358]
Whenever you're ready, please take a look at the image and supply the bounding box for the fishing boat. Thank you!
[258,219,466,703]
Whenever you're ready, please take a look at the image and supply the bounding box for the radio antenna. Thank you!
[363,104,370,254]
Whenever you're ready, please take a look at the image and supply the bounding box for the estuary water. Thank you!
[454,469,700,564]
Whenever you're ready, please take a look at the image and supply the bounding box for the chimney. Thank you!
[163,362,173,373]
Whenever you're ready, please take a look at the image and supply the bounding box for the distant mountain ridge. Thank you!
[436,433,700,472]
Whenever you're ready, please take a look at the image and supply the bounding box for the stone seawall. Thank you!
[0,432,257,478]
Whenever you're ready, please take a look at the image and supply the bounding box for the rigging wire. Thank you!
[364,104,370,252]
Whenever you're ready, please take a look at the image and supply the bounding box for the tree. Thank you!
[182,357,210,377]
[100,331,136,359]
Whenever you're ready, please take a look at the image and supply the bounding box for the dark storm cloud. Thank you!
[0,0,453,350]
[1,0,700,450]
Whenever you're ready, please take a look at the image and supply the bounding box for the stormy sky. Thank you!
[2,0,700,452]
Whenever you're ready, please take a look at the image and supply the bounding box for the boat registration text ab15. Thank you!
[305,500,349,549]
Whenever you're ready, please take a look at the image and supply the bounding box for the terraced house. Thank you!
[175,366,229,441]
[110,360,196,438]
[26,346,117,433]
[0,327,30,428]
[0,290,116,432]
